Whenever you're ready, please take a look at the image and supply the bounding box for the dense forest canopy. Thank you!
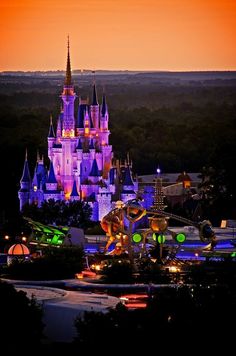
[0,71,235,219]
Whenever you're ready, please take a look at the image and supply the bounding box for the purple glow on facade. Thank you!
[18,44,138,221]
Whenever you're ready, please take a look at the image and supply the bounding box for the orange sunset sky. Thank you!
[0,0,235,71]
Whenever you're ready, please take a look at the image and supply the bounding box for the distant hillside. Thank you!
[1,70,236,81]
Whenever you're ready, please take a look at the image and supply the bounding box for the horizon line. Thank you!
[1,68,236,74]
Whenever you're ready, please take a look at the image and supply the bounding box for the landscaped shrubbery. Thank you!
[0,281,43,350]
[101,258,133,283]
[3,246,84,280]
[73,284,236,351]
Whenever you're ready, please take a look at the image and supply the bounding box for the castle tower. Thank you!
[18,150,31,210]
[31,152,47,206]
[100,92,110,145]
[60,37,76,138]
[90,82,99,129]
[48,115,56,155]
[70,179,80,201]
[121,163,137,203]
[100,92,109,131]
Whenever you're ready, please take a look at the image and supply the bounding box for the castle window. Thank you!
[33,185,37,192]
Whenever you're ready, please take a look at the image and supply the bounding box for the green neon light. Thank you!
[61,227,70,233]
[26,218,68,245]
[42,227,53,233]
[51,234,61,245]
[132,233,142,243]
[153,233,165,244]
[231,252,236,258]
[158,234,165,244]
[49,227,65,235]
[176,233,186,243]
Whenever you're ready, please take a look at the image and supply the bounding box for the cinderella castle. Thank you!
[18,41,138,221]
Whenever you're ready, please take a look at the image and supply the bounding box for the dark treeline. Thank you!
[0,73,236,219]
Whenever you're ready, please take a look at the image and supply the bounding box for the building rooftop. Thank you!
[138,172,201,185]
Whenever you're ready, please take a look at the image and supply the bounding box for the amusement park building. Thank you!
[18,42,138,221]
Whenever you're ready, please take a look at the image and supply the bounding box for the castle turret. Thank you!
[32,152,47,191]
[61,37,76,138]
[48,115,55,138]
[70,179,80,201]
[76,138,83,150]
[100,92,110,146]
[31,153,47,206]
[100,92,109,131]
[84,106,91,137]
[56,115,62,141]
[46,161,58,191]
[18,150,31,210]
[89,158,100,183]
[121,164,136,202]
[90,82,99,129]
[96,186,112,221]
[48,115,56,157]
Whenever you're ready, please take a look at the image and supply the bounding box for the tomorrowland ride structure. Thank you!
[100,177,216,263]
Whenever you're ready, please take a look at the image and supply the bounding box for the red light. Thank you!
[125,303,147,309]
[120,293,148,309]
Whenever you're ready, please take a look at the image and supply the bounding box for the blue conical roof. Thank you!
[77,104,86,128]
[123,166,134,186]
[47,161,57,184]
[89,159,99,176]
[76,138,83,150]
[70,180,79,197]
[109,167,115,184]
[21,159,31,183]
[101,93,107,116]
[89,138,95,149]
[92,83,98,105]
[48,117,55,138]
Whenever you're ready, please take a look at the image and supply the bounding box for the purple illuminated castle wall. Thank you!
[18,41,137,221]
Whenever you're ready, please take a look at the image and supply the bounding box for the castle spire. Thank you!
[48,114,55,138]
[101,92,107,116]
[47,161,57,184]
[89,159,100,176]
[56,116,61,138]
[127,152,130,166]
[65,35,72,86]
[20,149,31,183]
[37,150,40,162]
[92,81,98,106]
[123,165,134,186]
[70,179,79,198]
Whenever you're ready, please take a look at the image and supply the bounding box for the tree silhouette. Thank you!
[22,199,92,228]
